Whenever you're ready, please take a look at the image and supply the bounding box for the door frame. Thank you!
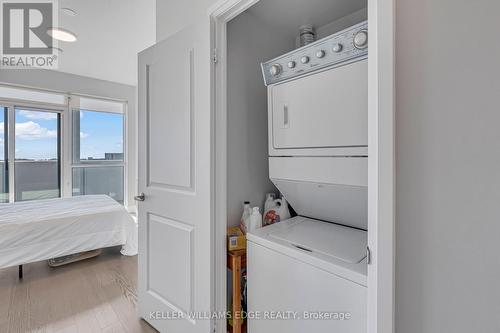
[208,0,395,332]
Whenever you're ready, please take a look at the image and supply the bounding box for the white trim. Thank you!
[77,96,125,114]
[0,83,68,102]
[0,82,128,104]
[7,104,15,203]
[211,14,228,333]
[367,0,395,332]
[0,97,67,111]
[122,102,129,208]
[62,96,72,198]
[0,84,66,106]
[210,1,396,333]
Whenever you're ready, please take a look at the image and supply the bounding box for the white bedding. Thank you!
[0,195,137,269]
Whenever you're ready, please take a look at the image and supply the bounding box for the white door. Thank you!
[270,59,368,150]
[137,19,213,333]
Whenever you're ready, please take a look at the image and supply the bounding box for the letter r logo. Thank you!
[2,2,53,54]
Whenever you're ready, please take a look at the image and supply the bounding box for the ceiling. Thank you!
[54,0,156,86]
[247,0,366,40]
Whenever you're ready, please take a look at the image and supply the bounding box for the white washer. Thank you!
[247,216,367,333]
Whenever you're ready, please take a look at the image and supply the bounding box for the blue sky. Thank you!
[78,110,124,160]
[15,109,58,160]
[0,109,123,161]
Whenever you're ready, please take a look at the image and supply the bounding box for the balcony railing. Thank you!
[0,160,123,203]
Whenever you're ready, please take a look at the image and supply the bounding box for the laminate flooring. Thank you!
[0,247,157,333]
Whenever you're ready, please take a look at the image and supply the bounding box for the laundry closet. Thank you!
[225,0,368,332]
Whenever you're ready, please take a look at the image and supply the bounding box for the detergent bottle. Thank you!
[264,193,276,211]
[248,207,263,233]
[239,201,252,233]
[263,196,291,226]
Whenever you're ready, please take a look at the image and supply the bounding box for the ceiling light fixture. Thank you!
[47,28,77,42]
[61,7,77,16]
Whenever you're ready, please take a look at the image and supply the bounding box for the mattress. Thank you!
[0,195,137,269]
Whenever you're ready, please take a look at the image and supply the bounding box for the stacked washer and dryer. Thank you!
[247,21,369,333]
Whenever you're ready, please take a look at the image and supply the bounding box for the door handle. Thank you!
[283,104,289,128]
[134,193,145,201]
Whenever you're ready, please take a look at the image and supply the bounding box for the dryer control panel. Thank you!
[261,21,368,86]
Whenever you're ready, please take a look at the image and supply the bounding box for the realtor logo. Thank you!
[0,0,58,68]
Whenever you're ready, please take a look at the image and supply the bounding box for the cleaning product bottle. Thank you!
[278,197,291,221]
[239,201,252,234]
[264,193,276,212]
[248,207,262,233]
[263,198,281,226]
[263,197,291,226]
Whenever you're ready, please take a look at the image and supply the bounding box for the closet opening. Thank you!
[211,0,395,332]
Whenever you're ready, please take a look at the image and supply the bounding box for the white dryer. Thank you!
[263,20,369,230]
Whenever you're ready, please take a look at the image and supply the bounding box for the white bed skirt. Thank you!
[0,195,138,269]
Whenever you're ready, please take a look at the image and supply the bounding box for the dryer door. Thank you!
[270,58,367,150]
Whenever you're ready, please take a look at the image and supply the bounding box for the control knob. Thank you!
[269,64,282,76]
[353,30,368,49]
[332,43,343,53]
[300,56,310,64]
[287,61,296,68]
[316,50,325,58]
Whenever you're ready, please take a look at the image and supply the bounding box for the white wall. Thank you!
[396,0,500,332]
[0,69,138,212]
[157,0,500,332]
[56,0,156,85]
[156,0,214,41]
[226,11,293,226]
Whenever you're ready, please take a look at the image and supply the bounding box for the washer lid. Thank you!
[268,216,367,264]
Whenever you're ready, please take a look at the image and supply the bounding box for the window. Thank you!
[72,107,125,203]
[72,166,124,203]
[0,107,8,203]
[0,85,127,205]
[14,108,61,201]
[73,110,124,162]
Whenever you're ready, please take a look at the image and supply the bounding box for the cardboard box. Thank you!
[227,226,246,251]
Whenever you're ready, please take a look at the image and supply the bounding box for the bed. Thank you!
[0,195,137,272]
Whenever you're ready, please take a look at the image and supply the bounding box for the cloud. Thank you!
[0,121,85,141]
[18,110,58,120]
[15,121,57,140]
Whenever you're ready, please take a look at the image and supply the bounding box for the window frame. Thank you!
[13,105,63,202]
[69,99,126,204]
[0,101,65,203]
[71,108,125,166]
[0,84,128,206]
[0,106,9,203]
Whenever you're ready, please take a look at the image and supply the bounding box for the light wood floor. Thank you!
[0,247,157,333]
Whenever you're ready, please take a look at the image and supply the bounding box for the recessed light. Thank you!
[61,7,77,16]
[47,28,77,42]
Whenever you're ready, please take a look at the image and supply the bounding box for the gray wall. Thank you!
[157,0,500,331]
[156,0,211,41]
[226,11,293,226]
[0,69,137,211]
[396,0,500,332]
